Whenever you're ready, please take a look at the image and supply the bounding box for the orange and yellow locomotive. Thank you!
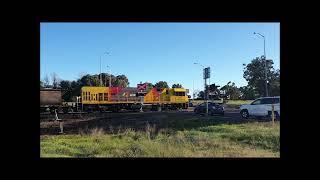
[80,83,189,112]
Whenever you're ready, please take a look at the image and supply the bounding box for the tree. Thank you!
[220,81,241,100]
[238,85,259,100]
[172,84,183,88]
[268,69,280,96]
[43,74,50,87]
[60,80,72,101]
[71,80,82,96]
[243,56,280,97]
[146,82,154,92]
[115,74,129,88]
[197,91,205,99]
[79,74,99,86]
[193,90,200,99]
[154,81,169,89]
[51,72,60,89]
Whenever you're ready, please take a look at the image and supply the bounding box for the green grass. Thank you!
[225,100,253,105]
[41,121,279,158]
[192,100,253,108]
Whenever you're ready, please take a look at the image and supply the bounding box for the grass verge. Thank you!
[41,121,279,157]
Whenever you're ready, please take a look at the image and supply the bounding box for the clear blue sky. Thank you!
[40,22,280,96]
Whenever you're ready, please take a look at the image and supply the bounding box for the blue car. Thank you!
[194,102,224,115]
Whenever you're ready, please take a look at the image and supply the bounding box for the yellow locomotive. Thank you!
[80,84,189,112]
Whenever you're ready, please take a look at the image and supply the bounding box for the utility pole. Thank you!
[204,71,208,115]
[254,32,268,97]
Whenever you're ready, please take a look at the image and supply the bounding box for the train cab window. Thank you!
[99,93,103,101]
[96,94,98,101]
[104,93,108,101]
[91,94,93,101]
[166,90,169,95]
[174,92,185,96]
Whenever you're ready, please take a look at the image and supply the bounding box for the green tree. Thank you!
[145,82,154,92]
[238,85,259,100]
[220,81,241,100]
[115,74,129,87]
[197,91,205,99]
[79,74,99,86]
[71,80,82,96]
[51,72,60,89]
[154,81,169,89]
[43,74,50,88]
[172,84,183,88]
[268,69,280,96]
[243,56,280,97]
[60,80,72,101]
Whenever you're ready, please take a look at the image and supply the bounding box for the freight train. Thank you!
[40,89,62,112]
[40,83,189,113]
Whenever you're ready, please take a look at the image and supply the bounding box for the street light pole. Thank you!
[254,32,268,97]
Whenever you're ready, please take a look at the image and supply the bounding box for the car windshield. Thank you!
[251,99,262,105]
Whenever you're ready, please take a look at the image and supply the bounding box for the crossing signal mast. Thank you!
[203,67,210,115]
[194,62,211,116]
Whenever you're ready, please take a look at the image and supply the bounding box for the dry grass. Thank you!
[41,121,279,158]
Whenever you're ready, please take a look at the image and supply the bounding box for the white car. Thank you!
[240,96,280,119]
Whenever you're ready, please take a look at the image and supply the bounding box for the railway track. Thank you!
[40,108,193,121]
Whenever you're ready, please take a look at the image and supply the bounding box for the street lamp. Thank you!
[254,32,268,97]
[194,62,209,115]
[100,51,110,86]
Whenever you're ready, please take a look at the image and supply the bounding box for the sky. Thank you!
[40,22,280,96]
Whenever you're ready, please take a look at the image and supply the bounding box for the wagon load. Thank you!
[40,89,62,106]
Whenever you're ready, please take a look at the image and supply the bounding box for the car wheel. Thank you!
[240,109,249,119]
